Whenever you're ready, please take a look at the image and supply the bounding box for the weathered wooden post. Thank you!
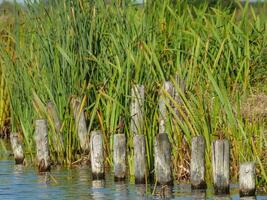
[47,101,64,152]
[113,134,126,181]
[212,139,230,195]
[10,132,24,165]
[154,133,173,185]
[239,162,256,197]
[35,119,51,172]
[90,130,104,180]
[71,97,89,153]
[173,75,186,105]
[131,84,144,135]
[47,101,61,134]
[134,135,147,184]
[191,135,206,189]
[159,81,173,134]
[131,84,147,184]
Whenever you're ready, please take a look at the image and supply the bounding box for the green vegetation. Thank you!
[0,1,15,138]
[0,0,266,188]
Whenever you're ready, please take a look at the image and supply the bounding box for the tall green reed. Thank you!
[0,0,266,186]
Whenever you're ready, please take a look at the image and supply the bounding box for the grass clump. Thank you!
[0,0,266,187]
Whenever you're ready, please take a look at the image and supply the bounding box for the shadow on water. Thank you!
[0,160,266,199]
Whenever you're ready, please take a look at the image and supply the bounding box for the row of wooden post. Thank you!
[9,83,256,197]
[9,129,256,197]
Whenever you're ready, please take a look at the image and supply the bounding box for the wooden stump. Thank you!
[159,81,173,134]
[173,75,186,104]
[47,101,61,134]
[10,132,24,165]
[134,135,147,184]
[212,140,230,195]
[239,162,256,197]
[35,119,51,172]
[130,85,144,135]
[113,134,126,181]
[71,97,89,153]
[190,136,206,189]
[47,101,64,152]
[90,130,104,180]
[154,133,173,185]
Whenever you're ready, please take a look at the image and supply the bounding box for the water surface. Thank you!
[0,160,266,200]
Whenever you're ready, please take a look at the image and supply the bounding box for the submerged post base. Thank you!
[92,173,105,180]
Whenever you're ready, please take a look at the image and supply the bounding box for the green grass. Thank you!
[0,0,266,188]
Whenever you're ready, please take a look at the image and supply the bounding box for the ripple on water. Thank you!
[0,160,266,200]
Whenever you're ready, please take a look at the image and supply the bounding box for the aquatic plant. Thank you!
[0,0,266,187]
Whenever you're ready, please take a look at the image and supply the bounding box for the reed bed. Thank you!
[0,0,266,187]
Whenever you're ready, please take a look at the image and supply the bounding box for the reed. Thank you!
[0,0,266,187]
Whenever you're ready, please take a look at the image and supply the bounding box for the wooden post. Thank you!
[212,139,230,195]
[191,135,206,189]
[35,119,51,172]
[134,135,147,184]
[130,84,144,135]
[10,132,24,165]
[173,75,185,105]
[131,85,146,184]
[90,130,104,180]
[113,134,126,181]
[154,133,173,185]
[173,75,186,120]
[47,101,61,134]
[71,97,89,153]
[47,101,64,152]
[239,162,256,197]
[159,81,173,134]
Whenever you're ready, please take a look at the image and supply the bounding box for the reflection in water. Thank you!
[152,185,174,199]
[136,184,147,200]
[191,190,206,200]
[91,180,105,200]
[78,166,90,185]
[13,164,24,174]
[240,197,256,200]
[37,172,51,199]
[0,160,266,200]
[214,195,231,200]
[114,182,128,200]
[37,172,51,186]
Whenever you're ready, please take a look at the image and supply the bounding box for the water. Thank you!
[0,160,266,200]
